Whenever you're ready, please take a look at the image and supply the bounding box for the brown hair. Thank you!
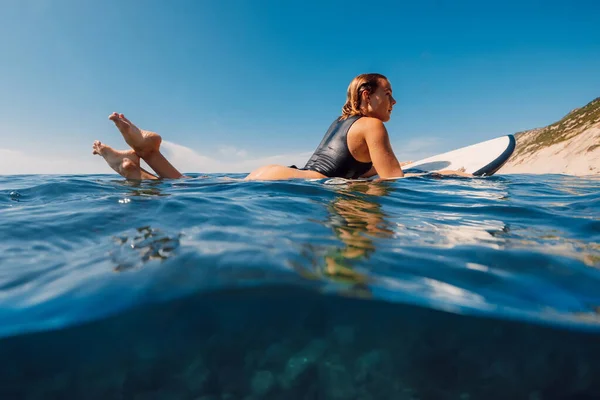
[341,73,388,119]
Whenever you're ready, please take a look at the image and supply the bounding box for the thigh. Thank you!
[245,164,326,181]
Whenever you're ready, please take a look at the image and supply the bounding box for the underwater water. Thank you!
[1,173,600,399]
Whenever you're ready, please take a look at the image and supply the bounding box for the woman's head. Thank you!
[341,73,396,122]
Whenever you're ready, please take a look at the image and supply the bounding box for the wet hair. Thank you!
[341,73,389,119]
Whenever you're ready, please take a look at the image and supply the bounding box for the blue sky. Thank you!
[1,0,599,174]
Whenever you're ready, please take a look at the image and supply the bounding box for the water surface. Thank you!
[1,173,600,399]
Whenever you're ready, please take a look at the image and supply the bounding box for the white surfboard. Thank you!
[323,135,516,185]
[401,135,516,177]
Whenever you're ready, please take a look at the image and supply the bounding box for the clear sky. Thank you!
[1,0,599,174]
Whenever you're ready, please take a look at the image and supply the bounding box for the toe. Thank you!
[111,116,127,129]
[111,113,127,127]
[120,114,133,125]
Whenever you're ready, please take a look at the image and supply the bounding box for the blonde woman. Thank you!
[93,73,467,180]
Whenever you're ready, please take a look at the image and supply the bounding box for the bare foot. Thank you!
[92,140,153,179]
[108,112,162,158]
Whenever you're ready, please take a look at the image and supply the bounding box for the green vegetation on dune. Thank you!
[515,97,600,155]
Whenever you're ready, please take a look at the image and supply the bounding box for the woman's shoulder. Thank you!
[352,117,388,135]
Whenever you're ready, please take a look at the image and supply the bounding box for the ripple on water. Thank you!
[0,173,600,338]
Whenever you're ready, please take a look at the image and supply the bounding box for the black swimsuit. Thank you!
[301,116,373,179]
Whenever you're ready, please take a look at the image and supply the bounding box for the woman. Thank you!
[92,73,467,180]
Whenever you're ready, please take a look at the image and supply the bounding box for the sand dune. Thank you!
[498,98,600,176]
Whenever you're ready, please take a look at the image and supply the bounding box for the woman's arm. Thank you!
[360,166,378,178]
[362,118,404,179]
[359,160,413,178]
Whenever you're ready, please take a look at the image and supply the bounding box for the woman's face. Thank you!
[363,79,396,122]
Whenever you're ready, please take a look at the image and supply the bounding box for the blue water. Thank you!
[1,173,600,399]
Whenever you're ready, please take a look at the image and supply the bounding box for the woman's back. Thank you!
[303,116,373,179]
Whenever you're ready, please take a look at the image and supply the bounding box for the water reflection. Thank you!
[106,178,172,197]
[111,226,181,272]
[408,217,509,249]
[311,182,396,294]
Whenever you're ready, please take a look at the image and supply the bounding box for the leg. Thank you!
[109,113,183,179]
[92,141,158,180]
[244,164,326,181]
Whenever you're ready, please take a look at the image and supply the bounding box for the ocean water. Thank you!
[1,173,600,399]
